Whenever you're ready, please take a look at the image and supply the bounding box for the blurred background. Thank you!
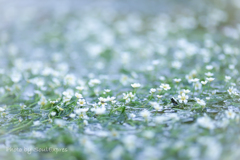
[0,0,240,77]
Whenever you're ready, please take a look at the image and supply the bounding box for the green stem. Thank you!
[7,120,33,134]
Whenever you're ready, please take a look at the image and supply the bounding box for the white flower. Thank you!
[157,95,163,99]
[34,78,45,87]
[123,93,129,99]
[123,93,130,103]
[157,88,162,92]
[122,135,137,152]
[94,107,106,115]
[74,108,89,115]
[64,74,76,86]
[76,86,84,91]
[227,86,236,95]
[183,89,191,94]
[205,72,214,77]
[211,90,217,95]
[54,119,66,127]
[173,78,181,83]
[19,117,23,122]
[38,97,47,106]
[10,72,22,83]
[186,75,193,83]
[69,113,76,118]
[74,109,81,115]
[78,99,86,106]
[195,97,201,103]
[201,81,208,85]
[83,120,88,125]
[197,115,215,129]
[178,93,188,104]
[149,88,156,94]
[225,76,231,81]
[34,90,42,96]
[75,93,83,99]
[107,96,116,103]
[155,116,169,124]
[104,89,111,93]
[123,92,135,103]
[50,111,57,116]
[228,87,233,95]
[63,89,74,97]
[88,79,101,87]
[194,82,202,90]
[172,61,182,69]
[0,107,5,112]
[92,103,98,109]
[160,83,171,91]
[140,109,151,120]
[33,121,41,126]
[5,86,12,92]
[226,110,236,119]
[206,65,213,70]
[195,98,206,106]
[98,97,107,106]
[190,78,199,83]
[129,113,136,118]
[159,76,166,81]
[206,97,211,100]
[50,101,56,104]
[232,91,239,96]
[131,83,141,88]
[229,64,235,69]
[206,77,215,82]
[150,102,162,111]
[63,95,72,103]
[128,92,135,98]
[152,60,160,65]
[120,75,130,86]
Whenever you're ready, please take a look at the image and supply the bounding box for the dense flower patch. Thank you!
[0,0,240,159]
